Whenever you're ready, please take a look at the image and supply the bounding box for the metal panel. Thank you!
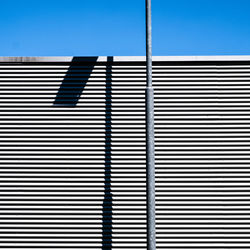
[0,57,249,249]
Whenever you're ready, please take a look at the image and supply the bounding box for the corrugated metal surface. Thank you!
[0,56,249,249]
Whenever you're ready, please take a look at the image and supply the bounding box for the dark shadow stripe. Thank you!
[53,57,98,107]
[102,56,113,250]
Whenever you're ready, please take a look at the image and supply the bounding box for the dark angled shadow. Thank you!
[102,56,113,249]
[53,57,98,107]
[53,56,113,249]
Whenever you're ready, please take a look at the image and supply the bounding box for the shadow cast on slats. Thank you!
[102,56,113,250]
[53,56,98,106]
[53,56,113,249]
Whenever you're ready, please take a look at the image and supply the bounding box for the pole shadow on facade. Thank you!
[102,56,113,249]
[53,56,113,249]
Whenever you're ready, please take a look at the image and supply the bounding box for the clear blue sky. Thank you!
[0,0,250,56]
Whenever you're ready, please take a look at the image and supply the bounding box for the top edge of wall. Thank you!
[0,56,250,62]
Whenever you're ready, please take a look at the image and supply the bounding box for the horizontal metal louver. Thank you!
[0,56,250,249]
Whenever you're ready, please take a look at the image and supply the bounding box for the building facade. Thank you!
[0,56,249,249]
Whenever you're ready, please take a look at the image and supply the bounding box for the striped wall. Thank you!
[0,56,249,249]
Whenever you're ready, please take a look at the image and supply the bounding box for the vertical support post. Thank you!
[146,0,155,250]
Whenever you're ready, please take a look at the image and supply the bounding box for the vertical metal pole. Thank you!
[146,0,155,250]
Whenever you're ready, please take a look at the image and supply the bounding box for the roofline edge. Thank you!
[0,55,250,62]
